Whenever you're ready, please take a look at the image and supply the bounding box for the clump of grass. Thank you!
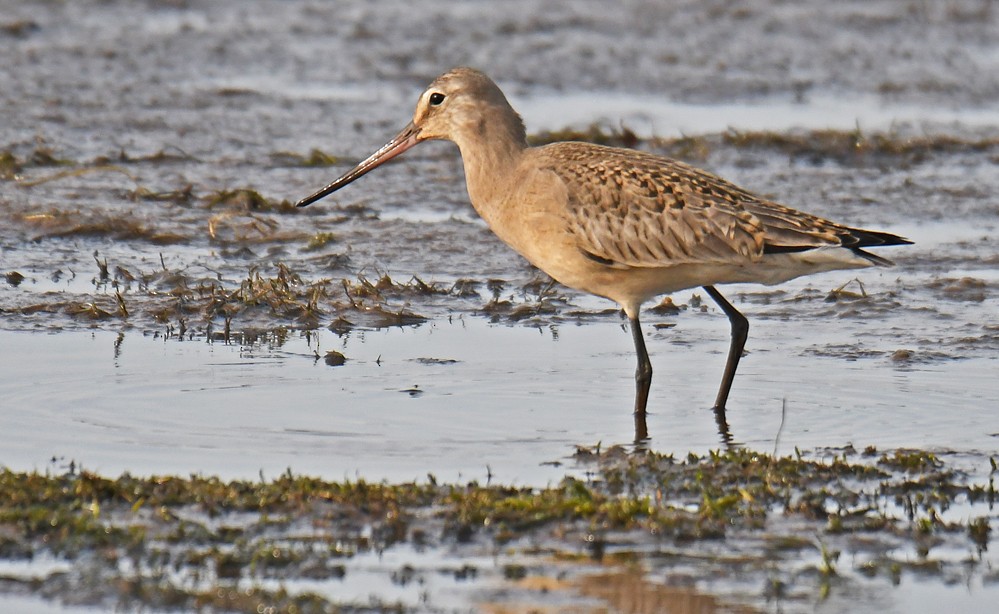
[130,184,195,205]
[0,151,21,180]
[27,146,75,167]
[303,231,336,251]
[5,260,466,339]
[0,19,40,37]
[16,207,185,244]
[94,147,197,166]
[969,517,990,554]
[878,449,943,472]
[270,148,340,167]
[323,350,346,366]
[211,264,331,328]
[203,188,295,213]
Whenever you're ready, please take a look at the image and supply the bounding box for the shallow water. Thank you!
[2,301,997,483]
[2,0,999,611]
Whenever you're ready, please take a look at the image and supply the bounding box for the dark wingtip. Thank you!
[837,227,912,266]
[849,228,913,248]
[763,227,912,266]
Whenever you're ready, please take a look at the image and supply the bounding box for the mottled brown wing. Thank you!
[540,144,767,268]
[540,143,854,267]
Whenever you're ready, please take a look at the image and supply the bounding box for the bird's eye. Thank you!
[429,92,445,106]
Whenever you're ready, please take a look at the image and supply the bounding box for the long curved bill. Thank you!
[296,121,422,208]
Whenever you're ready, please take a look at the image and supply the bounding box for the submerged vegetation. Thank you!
[0,447,994,612]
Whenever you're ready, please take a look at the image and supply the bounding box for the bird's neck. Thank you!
[455,105,528,210]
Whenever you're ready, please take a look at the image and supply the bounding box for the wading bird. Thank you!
[297,67,910,439]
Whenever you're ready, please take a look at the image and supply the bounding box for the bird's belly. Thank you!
[529,248,875,315]
[521,246,732,312]
[560,262,742,306]
[497,223,737,310]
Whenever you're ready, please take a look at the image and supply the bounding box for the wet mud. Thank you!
[2,0,998,611]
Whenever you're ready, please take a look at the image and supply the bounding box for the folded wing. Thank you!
[539,143,907,269]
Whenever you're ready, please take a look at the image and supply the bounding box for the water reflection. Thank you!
[713,407,735,448]
[634,406,736,448]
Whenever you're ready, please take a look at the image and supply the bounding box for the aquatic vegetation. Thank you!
[2,255,496,336]
[528,122,639,148]
[24,146,75,167]
[204,188,274,212]
[4,271,24,287]
[203,189,300,244]
[528,127,999,167]
[0,18,39,38]
[303,231,336,251]
[15,207,186,244]
[270,148,341,167]
[0,151,20,181]
[323,349,346,366]
[94,146,198,166]
[131,184,196,205]
[0,447,993,611]
[718,128,999,164]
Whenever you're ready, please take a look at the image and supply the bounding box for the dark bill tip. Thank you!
[296,122,421,208]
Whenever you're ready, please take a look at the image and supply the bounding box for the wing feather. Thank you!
[538,144,766,268]
[534,142,895,268]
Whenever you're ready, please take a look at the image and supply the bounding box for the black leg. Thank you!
[702,285,749,412]
[634,412,649,444]
[629,316,653,419]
